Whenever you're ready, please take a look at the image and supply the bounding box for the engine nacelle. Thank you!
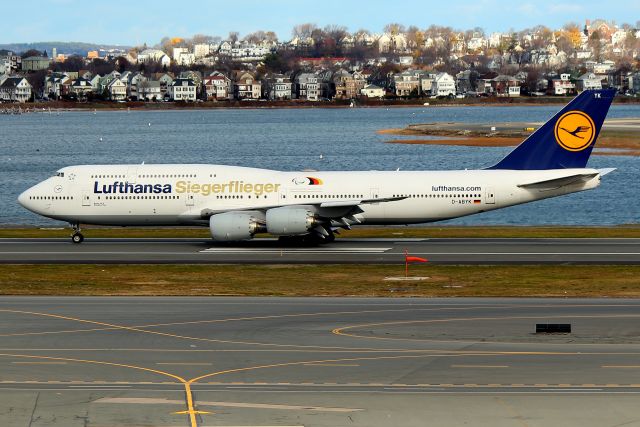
[266,206,318,236]
[209,211,266,241]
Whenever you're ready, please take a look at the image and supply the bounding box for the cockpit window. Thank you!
[56,172,64,177]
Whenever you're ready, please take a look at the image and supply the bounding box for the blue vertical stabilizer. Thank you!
[489,89,615,170]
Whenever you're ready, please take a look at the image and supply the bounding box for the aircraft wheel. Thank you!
[71,233,84,244]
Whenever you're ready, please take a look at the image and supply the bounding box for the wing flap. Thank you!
[320,196,407,208]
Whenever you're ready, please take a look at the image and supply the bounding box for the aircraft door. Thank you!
[486,187,496,204]
[370,187,379,204]
[185,193,195,206]
[126,166,138,184]
[82,191,91,206]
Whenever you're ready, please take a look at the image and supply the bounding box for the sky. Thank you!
[3,0,639,46]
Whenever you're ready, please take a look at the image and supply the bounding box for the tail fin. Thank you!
[489,89,615,170]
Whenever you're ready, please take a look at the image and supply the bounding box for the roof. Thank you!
[0,77,28,88]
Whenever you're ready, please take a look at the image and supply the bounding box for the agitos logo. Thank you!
[554,110,596,152]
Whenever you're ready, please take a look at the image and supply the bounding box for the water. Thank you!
[1,105,638,226]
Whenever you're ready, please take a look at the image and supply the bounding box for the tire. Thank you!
[72,233,84,244]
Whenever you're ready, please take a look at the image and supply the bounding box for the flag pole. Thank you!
[404,249,408,278]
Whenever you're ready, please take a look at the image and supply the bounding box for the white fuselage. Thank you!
[18,164,602,227]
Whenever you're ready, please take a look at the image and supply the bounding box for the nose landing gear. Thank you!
[70,223,84,244]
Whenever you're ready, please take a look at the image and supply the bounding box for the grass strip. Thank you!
[0,264,638,297]
[1,226,640,239]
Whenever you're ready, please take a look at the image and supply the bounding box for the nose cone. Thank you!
[18,188,35,212]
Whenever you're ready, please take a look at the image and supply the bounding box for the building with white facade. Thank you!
[0,77,32,102]
[361,84,385,98]
[431,72,456,96]
[169,78,197,101]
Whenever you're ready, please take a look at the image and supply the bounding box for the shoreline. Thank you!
[380,119,640,156]
[6,96,639,112]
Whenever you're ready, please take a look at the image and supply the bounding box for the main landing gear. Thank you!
[70,223,84,244]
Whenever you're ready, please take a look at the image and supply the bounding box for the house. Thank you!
[0,77,32,102]
[126,72,147,99]
[174,47,195,66]
[179,71,203,92]
[576,72,603,92]
[343,71,367,99]
[44,73,71,99]
[69,77,94,99]
[393,70,428,97]
[106,78,126,101]
[550,73,575,95]
[361,84,384,98]
[294,72,316,100]
[377,33,407,53]
[233,72,261,100]
[154,73,174,96]
[89,74,102,92]
[432,72,456,96]
[491,75,521,97]
[0,52,21,71]
[294,70,331,100]
[194,43,212,58]
[262,74,292,100]
[456,70,479,94]
[218,41,233,55]
[169,78,197,101]
[21,56,51,72]
[137,81,161,101]
[203,72,231,100]
[137,49,171,67]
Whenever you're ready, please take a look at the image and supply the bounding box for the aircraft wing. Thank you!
[319,195,407,208]
[199,196,407,223]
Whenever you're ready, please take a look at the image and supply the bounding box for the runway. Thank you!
[1,237,640,264]
[1,297,640,426]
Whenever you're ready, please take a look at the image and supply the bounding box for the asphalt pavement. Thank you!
[1,237,639,264]
[1,297,640,426]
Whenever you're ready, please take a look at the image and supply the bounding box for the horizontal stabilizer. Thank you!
[597,167,616,176]
[517,172,599,190]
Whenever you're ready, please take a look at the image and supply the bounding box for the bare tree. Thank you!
[228,32,239,44]
[292,23,318,40]
[383,23,405,35]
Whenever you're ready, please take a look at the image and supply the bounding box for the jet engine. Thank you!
[209,211,266,241]
[266,206,319,235]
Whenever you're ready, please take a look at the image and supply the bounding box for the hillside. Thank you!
[0,41,130,56]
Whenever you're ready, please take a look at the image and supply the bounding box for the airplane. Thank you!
[18,89,615,244]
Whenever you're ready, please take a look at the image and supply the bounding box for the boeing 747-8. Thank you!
[18,89,615,243]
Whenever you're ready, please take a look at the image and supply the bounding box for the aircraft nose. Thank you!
[18,188,35,212]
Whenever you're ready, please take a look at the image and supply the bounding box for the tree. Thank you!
[21,49,43,58]
[563,22,583,49]
[52,55,84,72]
[262,52,287,74]
[589,30,602,61]
[228,31,239,44]
[292,23,317,40]
[384,23,405,36]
